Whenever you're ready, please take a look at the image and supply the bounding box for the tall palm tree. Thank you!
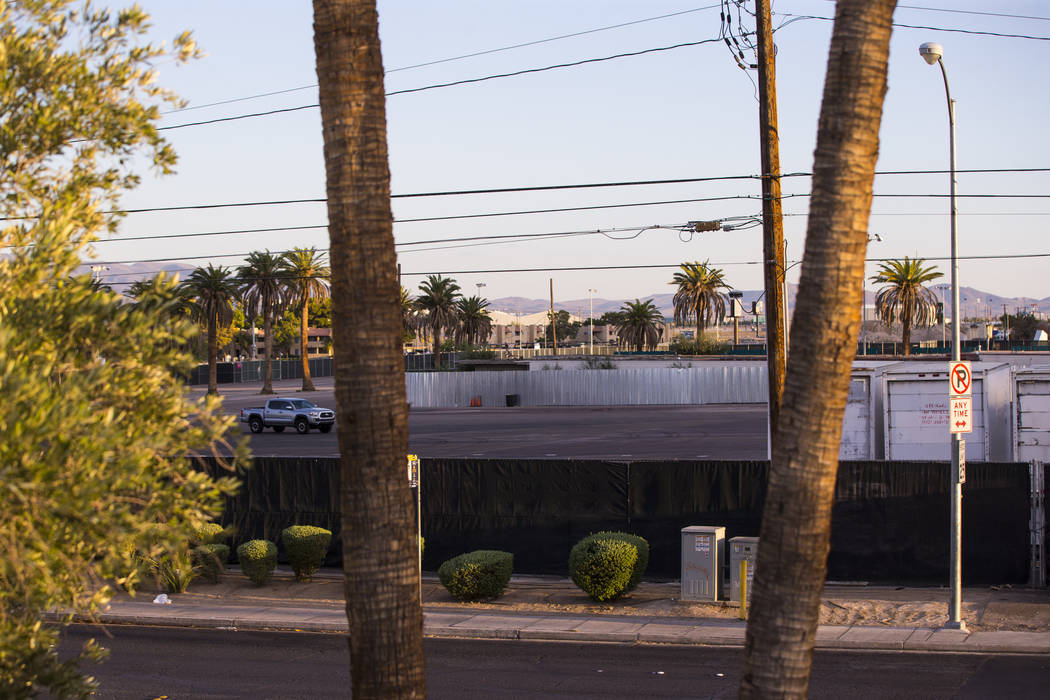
[281,247,330,391]
[871,257,942,355]
[670,260,731,340]
[416,274,461,367]
[128,272,194,322]
[456,295,492,348]
[182,265,238,394]
[614,299,663,352]
[399,285,418,344]
[239,251,288,394]
[312,0,426,695]
[740,2,897,697]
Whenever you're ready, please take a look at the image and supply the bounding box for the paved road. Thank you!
[61,626,1050,699]
[207,377,768,459]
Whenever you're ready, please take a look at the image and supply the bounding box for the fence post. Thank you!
[738,559,749,619]
[1031,460,1046,587]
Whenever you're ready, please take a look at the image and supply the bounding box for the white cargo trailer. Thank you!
[883,361,1013,461]
[839,361,901,460]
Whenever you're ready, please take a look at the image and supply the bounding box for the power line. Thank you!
[85,223,690,265]
[835,1,1050,23]
[167,4,723,115]
[157,37,727,132]
[2,166,1047,223]
[776,12,1050,41]
[84,166,1050,216]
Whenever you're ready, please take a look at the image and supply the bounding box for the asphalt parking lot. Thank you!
[196,376,769,459]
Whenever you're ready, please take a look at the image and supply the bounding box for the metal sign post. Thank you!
[407,454,421,604]
[946,360,969,630]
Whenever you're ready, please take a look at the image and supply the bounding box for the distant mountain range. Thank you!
[492,286,1050,320]
[87,263,1049,320]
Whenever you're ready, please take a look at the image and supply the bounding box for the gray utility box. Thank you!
[680,526,725,601]
[729,537,759,603]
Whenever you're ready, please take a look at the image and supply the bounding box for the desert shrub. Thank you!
[192,544,229,584]
[148,549,197,594]
[281,526,332,582]
[237,539,278,586]
[191,522,226,547]
[669,335,729,355]
[438,550,513,600]
[569,531,649,602]
[582,357,616,370]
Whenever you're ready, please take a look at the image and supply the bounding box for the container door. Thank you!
[1016,378,1050,462]
[839,377,871,459]
[887,378,986,460]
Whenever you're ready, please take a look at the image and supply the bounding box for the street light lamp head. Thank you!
[919,42,943,65]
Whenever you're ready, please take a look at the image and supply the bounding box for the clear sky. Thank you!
[95,1,1050,307]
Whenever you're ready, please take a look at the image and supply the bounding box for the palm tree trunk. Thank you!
[207,312,218,394]
[312,1,426,697]
[300,297,315,391]
[740,2,897,697]
[902,305,913,355]
[432,326,442,369]
[262,308,274,394]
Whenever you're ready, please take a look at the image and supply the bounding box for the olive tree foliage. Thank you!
[0,3,243,697]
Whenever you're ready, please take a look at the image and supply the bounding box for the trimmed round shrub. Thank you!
[281,525,332,582]
[569,532,648,602]
[438,550,513,600]
[193,544,229,584]
[237,539,278,586]
[192,522,225,547]
[583,531,649,593]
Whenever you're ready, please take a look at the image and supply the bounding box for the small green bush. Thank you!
[192,522,226,547]
[281,526,332,582]
[569,531,649,602]
[237,539,278,586]
[193,544,230,584]
[438,550,513,600]
[587,531,649,592]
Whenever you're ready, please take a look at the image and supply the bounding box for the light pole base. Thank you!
[943,620,969,632]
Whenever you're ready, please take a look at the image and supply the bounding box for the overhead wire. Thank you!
[1,165,1037,220]
[166,4,724,114]
[96,247,1050,287]
[774,12,1050,41]
[157,37,728,132]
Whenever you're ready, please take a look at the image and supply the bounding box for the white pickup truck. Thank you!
[239,398,336,434]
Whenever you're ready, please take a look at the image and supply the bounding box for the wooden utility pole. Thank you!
[549,278,557,352]
[756,0,787,436]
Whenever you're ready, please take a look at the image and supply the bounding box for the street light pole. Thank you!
[588,288,596,355]
[921,41,966,632]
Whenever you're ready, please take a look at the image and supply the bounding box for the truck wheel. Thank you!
[249,417,264,434]
[295,417,310,434]
[273,426,285,433]
[319,425,332,434]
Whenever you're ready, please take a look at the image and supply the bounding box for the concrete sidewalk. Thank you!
[72,568,1050,655]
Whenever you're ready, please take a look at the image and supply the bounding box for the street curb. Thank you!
[56,609,1050,654]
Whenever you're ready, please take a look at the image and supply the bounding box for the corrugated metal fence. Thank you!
[406,366,768,407]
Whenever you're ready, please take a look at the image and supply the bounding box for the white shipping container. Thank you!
[839,361,901,460]
[1014,366,1050,462]
[883,361,1013,461]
